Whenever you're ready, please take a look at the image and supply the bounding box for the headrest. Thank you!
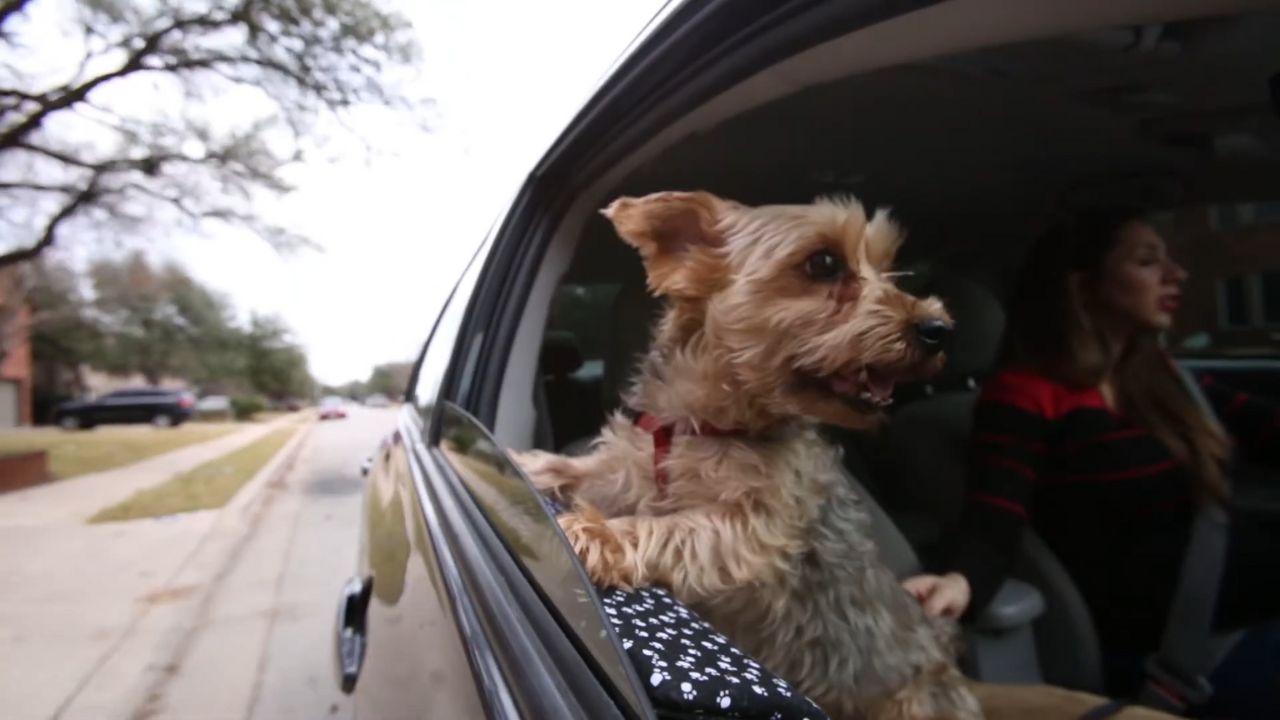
[540,330,584,378]
[925,273,1005,382]
[602,281,662,409]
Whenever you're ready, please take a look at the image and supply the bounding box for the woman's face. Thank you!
[1091,221,1188,333]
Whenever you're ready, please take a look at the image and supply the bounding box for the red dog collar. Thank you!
[624,408,746,496]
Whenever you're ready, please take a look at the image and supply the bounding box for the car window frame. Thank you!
[452,0,934,429]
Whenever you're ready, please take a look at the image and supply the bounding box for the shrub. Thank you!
[231,395,267,421]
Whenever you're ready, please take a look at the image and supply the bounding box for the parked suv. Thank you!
[55,388,196,430]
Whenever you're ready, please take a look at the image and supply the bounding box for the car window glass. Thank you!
[437,403,650,718]
[413,238,489,429]
[1164,202,1280,359]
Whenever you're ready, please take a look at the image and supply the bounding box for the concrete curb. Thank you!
[222,420,315,518]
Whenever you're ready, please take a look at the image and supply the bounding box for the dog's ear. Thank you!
[601,191,728,299]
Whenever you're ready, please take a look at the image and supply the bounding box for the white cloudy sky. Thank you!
[11,0,666,385]
[176,0,668,384]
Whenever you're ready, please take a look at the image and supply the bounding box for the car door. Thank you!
[126,391,165,423]
[92,391,134,425]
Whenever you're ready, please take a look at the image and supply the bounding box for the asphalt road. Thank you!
[242,406,396,720]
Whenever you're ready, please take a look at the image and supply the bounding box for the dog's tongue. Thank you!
[830,372,861,396]
[864,367,896,402]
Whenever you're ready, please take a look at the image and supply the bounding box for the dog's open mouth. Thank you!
[805,365,899,411]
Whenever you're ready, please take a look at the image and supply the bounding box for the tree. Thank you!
[0,0,421,269]
[243,313,312,400]
[365,360,411,399]
[164,267,246,391]
[25,258,105,390]
[89,252,194,383]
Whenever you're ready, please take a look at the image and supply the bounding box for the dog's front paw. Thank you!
[559,508,637,589]
[511,449,578,498]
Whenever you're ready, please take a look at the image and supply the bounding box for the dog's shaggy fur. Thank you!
[517,191,980,719]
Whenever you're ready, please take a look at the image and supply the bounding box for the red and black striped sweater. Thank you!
[952,368,1280,657]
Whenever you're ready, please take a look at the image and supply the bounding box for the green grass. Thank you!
[0,423,241,480]
[89,427,298,523]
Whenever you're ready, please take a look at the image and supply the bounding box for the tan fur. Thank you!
[518,193,1174,719]
[517,190,976,719]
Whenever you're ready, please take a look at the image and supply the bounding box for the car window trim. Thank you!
[401,406,630,719]
[452,0,934,427]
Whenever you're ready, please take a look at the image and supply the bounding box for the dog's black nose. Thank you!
[914,319,951,353]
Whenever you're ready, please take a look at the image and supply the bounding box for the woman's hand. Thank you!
[902,573,972,619]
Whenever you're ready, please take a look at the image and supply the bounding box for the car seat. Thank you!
[872,270,1112,691]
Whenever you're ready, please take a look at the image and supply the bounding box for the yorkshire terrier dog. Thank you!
[516,192,1166,720]
[518,190,974,719]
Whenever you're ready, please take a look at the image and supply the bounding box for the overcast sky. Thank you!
[173,0,669,385]
[12,0,667,386]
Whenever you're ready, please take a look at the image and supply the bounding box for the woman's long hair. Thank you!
[1003,208,1229,501]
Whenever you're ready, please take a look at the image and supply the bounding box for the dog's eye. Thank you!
[804,250,844,281]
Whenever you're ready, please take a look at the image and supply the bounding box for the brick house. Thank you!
[1166,203,1280,356]
[0,267,34,427]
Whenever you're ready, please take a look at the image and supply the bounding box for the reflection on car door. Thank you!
[351,417,487,719]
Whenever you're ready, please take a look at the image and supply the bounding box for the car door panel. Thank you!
[1180,358,1280,405]
[353,418,488,720]
[436,404,650,719]
[96,392,132,424]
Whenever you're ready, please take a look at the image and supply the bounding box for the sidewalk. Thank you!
[0,420,316,720]
[0,415,304,527]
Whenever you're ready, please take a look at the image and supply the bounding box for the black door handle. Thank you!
[335,575,373,693]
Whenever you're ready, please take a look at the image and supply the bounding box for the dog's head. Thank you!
[603,190,951,429]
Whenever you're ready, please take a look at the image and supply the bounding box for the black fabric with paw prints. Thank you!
[599,586,829,720]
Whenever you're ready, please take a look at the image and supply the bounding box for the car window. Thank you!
[1162,202,1280,358]
[545,283,621,373]
[437,404,650,717]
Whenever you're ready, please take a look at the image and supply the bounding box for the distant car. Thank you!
[195,395,232,414]
[364,394,391,407]
[318,396,348,420]
[55,388,195,430]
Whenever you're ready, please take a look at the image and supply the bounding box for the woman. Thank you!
[902,208,1280,715]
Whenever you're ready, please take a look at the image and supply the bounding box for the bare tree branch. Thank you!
[0,11,239,150]
[0,178,102,266]
[0,0,35,37]
[0,180,79,193]
[0,0,423,271]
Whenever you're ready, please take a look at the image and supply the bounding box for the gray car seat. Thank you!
[875,273,1004,540]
